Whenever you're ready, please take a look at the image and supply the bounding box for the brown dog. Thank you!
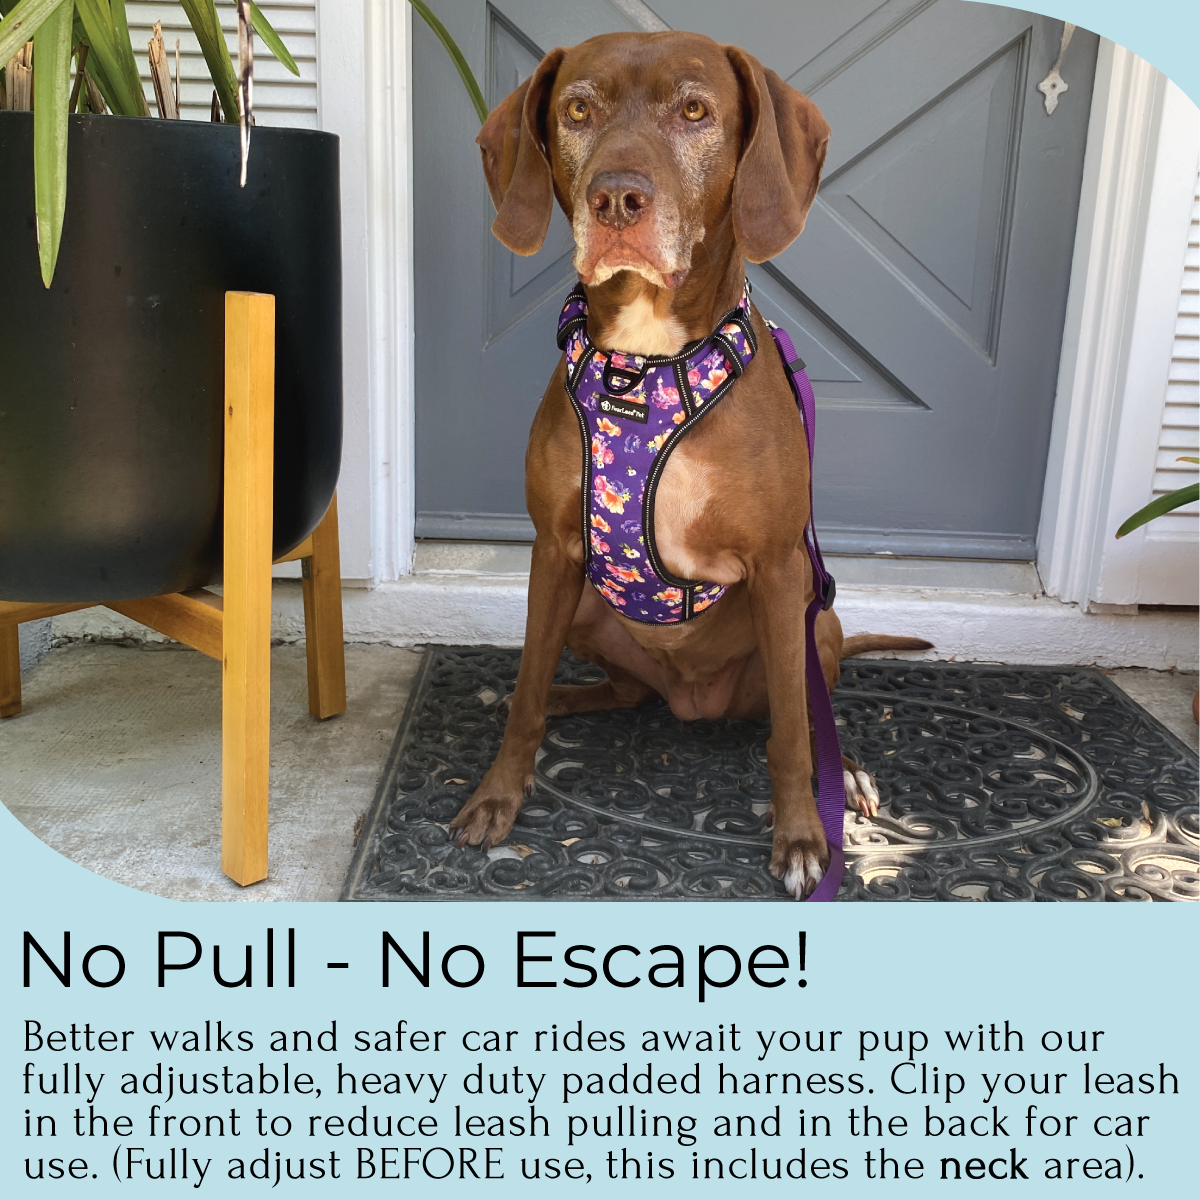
[449,31,930,898]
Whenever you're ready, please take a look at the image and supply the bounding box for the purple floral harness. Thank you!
[556,281,847,901]
[558,282,757,624]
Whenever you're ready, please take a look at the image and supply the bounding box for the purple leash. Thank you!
[770,325,846,902]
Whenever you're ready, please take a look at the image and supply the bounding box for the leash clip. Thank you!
[821,573,836,611]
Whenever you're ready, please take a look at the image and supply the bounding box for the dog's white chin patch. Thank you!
[600,292,687,356]
[585,259,673,290]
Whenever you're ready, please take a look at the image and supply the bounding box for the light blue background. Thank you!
[3,0,1197,1194]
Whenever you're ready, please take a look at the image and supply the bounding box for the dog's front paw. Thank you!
[769,822,829,900]
[447,770,532,850]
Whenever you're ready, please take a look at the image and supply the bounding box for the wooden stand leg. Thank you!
[1,625,22,719]
[221,292,276,886]
[301,494,347,720]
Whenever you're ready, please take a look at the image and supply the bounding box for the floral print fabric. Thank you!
[557,283,756,624]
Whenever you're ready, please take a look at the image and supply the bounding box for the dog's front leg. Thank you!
[748,550,829,898]
[449,535,585,849]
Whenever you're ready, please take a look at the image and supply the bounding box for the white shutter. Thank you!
[1135,167,1200,605]
[124,1,317,128]
[1152,171,1200,533]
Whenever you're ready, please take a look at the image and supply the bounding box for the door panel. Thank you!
[414,1,1098,556]
[414,0,634,540]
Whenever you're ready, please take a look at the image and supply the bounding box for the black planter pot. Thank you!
[0,114,342,602]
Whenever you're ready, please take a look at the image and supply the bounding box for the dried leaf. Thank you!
[5,41,33,112]
[83,69,106,115]
[513,845,537,859]
[147,22,178,119]
[444,778,468,786]
[68,42,87,112]
[560,837,580,846]
[1095,817,1123,828]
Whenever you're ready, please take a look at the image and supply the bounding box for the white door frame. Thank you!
[315,0,415,585]
[317,13,1196,602]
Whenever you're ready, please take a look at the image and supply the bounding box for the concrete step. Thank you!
[47,549,1198,670]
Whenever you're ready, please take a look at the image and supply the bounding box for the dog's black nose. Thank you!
[587,170,655,229]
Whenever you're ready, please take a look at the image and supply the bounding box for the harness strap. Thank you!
[770,324,846,903]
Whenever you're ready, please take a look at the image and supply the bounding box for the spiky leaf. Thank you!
[408,0,487,125]
[0,0,69,66]
[107,0,148,114]
[249,0,296,75]
[74,0,147,116]
[32,0,73,286]
[177,0,239,122]
[1116,483,1200,538]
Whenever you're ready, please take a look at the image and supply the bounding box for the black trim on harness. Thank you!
[640,342,746,601]
[565,346,598,567]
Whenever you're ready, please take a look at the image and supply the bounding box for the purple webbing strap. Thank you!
[771,325,846,903]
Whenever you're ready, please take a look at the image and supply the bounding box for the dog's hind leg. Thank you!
[546,663,660,716]
[547,585,668,715]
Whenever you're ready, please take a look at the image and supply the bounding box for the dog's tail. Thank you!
[840,634,934,659]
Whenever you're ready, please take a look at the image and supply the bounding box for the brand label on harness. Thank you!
[598,396,648,423]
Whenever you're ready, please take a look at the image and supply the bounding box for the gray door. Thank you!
[413,1,1097,558]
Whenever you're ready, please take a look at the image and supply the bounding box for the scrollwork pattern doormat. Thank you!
[342,649,1198,902]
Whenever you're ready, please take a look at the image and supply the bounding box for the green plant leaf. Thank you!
[107,0,148,114]
[408,0,488,125]
[178,0,239,122]
[249,0,297,76]
[0,0,69,66]
[1115,483,1200,538]
[32,0,72,286]
[74,0,146,115]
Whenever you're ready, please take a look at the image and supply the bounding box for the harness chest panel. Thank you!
[557,285,756,624]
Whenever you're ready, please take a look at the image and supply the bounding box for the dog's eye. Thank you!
[567,99,590,122]
[683,99,707,121]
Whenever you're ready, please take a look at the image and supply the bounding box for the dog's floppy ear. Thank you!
[477,48,565,256]
[726,47,830,263]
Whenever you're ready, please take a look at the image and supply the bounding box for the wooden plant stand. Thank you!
[0,292,346,887]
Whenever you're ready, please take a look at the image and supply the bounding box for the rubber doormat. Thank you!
[342,649,1199,902]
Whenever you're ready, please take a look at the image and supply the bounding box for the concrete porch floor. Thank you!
[0,643,422,902]
[1,641,1196,903]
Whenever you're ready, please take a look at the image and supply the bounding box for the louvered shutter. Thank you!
[1153,172,1200,534]
[124,1,317,127]
[1134,167,1200,605]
